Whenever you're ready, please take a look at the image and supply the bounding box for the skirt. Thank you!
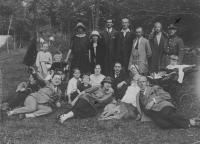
[69,98,96,119]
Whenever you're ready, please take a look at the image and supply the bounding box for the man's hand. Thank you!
[29,67,36,74]
[56,101,61,107]
[117,81,126,89]
[20,88,26,91]
[146,100,155,110]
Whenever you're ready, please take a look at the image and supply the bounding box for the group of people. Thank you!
[1,17,200,130]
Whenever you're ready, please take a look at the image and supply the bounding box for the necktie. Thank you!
[135,38,139,49]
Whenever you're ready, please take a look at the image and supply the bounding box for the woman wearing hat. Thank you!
[89,30,106,74]
[57,76,114,124]
[65,22,89,78]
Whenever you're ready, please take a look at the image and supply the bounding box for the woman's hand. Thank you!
[145,100,155,110]
[117,81,126,89]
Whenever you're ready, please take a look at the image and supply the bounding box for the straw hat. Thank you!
[90,30,102,39]
[101,76,113,85]
[74,22,87,30]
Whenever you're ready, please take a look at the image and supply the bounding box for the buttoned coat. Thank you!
[129,37,152,73]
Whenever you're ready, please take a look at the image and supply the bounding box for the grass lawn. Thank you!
[0,48,200,144]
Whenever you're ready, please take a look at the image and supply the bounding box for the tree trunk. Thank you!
[94,0,100,30]
[14,28,16,50]
[7,15,13,53]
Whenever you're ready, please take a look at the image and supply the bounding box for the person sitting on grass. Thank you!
[136,76,200,129]
[57,76,114,124]
[77,73,92,94]
[7,67,62,119]
[2,75,40,111]
[66,68,81,104]
[36,42,52,78]
[89,64,105,86]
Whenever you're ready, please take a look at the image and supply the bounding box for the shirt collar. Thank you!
[76,33,86,37]
[156,32,162,36]
[107,27,113,33]
[121,28,130,33]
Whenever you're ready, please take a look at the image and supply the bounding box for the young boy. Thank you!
[2,75,40,111]
[45,53,69,81]
[36,43,52,78]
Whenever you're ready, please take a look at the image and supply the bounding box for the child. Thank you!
[45,53,69,81]
[77,73,92,94]
[66,68,81,103]
[36,43,52,78]
[164,55,195,83]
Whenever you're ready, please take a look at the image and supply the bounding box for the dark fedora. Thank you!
[74,22,87,30]
[101,76,114,85]
[168,24,177,30]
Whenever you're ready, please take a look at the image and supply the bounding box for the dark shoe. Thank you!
[191,118,200,128]
[19,113,26,120]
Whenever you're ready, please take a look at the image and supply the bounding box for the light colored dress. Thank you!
[89,74,105,86]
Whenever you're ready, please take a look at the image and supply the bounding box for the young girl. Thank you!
[77,73,92,94]
[36,43,52,78]
[66,68,81,103]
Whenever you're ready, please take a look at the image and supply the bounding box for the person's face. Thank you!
[122,19,129,29]
[114,63,122,73]
[170,59,178,66]
[103,82,111,90]
[54,56,61,62]
[154,23,162,33]
[51,75,62,86]
[106,19,113,29]
[42,44,49,52]
[77,27,83,34]
[73,70,81,79]
[168,29,177,36]
[92,35,98,42]
[29,75,36,84]
[94,65,101,74]
[136,28,143,38]
[83,76,89,85]
[138,77,148,90]
[130,65,138,75]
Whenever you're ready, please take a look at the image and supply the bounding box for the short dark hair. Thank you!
[94,64,101,69]
[114,62,122,67]
[106,17,114,23]
[73,68,81,74]
[121,17,130,22]
[136,27,143,32]
[52,73,62,79]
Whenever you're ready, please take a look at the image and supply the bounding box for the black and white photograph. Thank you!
[0,0,200,143]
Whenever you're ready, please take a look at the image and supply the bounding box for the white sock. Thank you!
[25,114,35,118]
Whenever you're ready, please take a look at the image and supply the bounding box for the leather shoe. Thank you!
[19,113,26,120]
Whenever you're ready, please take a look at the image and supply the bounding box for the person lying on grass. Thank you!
[7,67,62,119]
[57,76,114,124]
[2,75,40,111]
[136,76,200,129]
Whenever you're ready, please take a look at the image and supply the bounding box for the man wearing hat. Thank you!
[161,24,185,68]
[65,22,89,78]
[100,18,119,76]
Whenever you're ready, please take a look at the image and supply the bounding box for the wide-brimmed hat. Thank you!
[90,30,102,39]
[74,22,87,30]
[168,24,177,30]
[170,55,178,60]
[101,76,113,85]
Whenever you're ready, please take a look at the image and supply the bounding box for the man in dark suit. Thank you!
[136,76,200,129]
[149,22,168,73]
[101,18,119,76]
[117,18,134,76]
[111,62,126,100]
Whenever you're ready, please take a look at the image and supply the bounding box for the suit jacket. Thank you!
[100,29,119,63]
[129,37,152,73]
[136,85,174,122]
[111,70,127,91]
[117,31,134,70]
[89,40,106,68]
[149,31,168,73]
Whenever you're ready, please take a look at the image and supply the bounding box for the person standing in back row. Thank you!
[100,18,119,76]
[117,18,134,77]
[149,22,168,73]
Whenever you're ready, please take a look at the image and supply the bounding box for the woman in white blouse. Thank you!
[90,64,105,86]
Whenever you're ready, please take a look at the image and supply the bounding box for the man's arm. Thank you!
[16,82,27,92]
[145,40,152,58]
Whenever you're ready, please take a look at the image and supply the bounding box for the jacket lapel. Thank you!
[153,36,159,47]
[145,86,151,99]
[137,37,143,54]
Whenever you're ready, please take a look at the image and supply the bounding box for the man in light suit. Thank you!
[129,27,152,76]
[101,18,119,76]
[136,76,200,129]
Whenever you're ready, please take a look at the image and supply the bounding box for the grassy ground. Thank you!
[0,47,200,144]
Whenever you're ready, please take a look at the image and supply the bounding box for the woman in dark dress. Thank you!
[89,31,106,74]
[57,76,114,124]
[65,22,89,78]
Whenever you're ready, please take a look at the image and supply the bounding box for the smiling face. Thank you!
[92,35,98,42]
[83,76,89,85]
[114,63,122,73]
[29,75,36,84]
[106,19,113,29]
[94,65,101,74]
[42,43,49,52]
[73,70,81,79]
[51,74,62,86]
[122,18,129,30]
[130,65,138,75]
[136,28,143,38]
[170,59,178,66]
[103,82,111,90]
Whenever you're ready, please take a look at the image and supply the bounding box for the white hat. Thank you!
[90,31,101,39]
